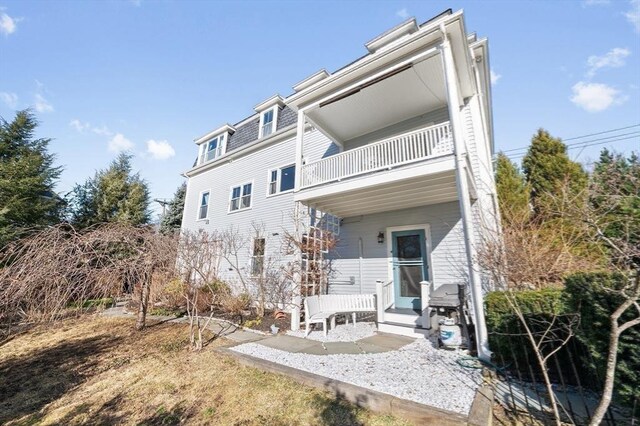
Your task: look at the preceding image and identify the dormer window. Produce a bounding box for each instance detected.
[204,134,225,162]
[259,108,276,138]
[194,124,235,167]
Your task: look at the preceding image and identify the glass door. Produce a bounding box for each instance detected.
[391,229,428,310]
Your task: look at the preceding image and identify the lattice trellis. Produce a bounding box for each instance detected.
[300,207,340,297]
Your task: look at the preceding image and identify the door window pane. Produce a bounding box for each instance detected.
[397,235,422,260]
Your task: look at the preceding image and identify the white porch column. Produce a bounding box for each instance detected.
[420,280,432,329]
[439,25,491,361]
[294,110,305,191]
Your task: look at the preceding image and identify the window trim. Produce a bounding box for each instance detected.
[266,163,296,197]
[228,180,254,213]
[258,106,278,139]
[199,132,228,165]
[196,189,211,221]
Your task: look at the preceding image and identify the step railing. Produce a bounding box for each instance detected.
[375,279,394,323]
[301,121,452,188]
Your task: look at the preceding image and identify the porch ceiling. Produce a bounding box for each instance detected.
[300,169,458,218]
[306,54,447,142]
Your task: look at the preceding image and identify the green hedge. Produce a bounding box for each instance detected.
[564,272,639,408]
[486,272,639,408]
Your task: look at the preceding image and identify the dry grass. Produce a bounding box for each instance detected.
[0,316,409,426]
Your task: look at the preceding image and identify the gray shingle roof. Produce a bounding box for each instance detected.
[226,105,297,153]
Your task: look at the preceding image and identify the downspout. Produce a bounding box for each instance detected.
[439,24,491,361]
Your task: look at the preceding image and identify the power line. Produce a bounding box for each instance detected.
[499,124,640,154]
[504,134,639,160]
[502,131,640,156]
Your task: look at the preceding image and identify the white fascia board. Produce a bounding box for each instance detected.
[184,124,303,178]
[194,124,236,145]
[292,69,330,92]
[285,10,464,109]
[470,38,494,154]
[254,94,285,112]
[365,18,419,53]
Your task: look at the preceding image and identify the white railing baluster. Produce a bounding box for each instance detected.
[301,121,452,188]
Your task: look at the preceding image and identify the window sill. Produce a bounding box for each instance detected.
[266,189,294,198]
[228,207,252,214]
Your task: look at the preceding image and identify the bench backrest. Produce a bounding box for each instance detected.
[304,295,321,317]
[319,294,375,312]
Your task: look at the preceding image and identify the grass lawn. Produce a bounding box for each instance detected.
[0,316,410,426]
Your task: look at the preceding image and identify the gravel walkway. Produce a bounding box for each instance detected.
[286,322,377,342]
[231,338,481,415]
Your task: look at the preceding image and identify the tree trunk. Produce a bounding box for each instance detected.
[590,271,640,425]
[135,271,151,331]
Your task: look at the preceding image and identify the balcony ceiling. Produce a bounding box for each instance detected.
[296,161,458,218]
[306,54,447,142]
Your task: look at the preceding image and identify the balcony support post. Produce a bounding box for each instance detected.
[294,110,305,192]
[440,24,491,362]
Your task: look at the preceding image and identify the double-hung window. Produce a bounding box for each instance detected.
[267,164,296,195]
[230,182,252,212]
[198,191,210,220]
[251,238,265,276]
[205,134,225,162]
[260,109,274,138]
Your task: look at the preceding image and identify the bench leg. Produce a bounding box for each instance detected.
[305,321,310,337]
[352,312,357,327]
[323,319,328,337]
[330,315,336,330]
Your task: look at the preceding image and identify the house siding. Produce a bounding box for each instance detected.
[327,201,468,295]
[181,128,336,290]
[344,107,449,151]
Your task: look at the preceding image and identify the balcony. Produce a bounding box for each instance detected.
[295,121,458,217]
[301,122,452,189]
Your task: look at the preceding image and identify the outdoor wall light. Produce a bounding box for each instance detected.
[377,232,385,244]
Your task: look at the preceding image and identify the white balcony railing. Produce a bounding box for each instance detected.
[301,121,453,188]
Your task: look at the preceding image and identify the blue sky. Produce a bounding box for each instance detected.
[1,0,639,219]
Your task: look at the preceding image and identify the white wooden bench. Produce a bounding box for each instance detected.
[303,294,376,337]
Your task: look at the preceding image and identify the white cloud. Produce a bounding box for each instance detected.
[582,0,610,6]
[490,70,502,85]
[396,8,409,19]
[0,11,18,36]
[34,93,53,113]
[626,0,640,33]
[586,47,631,77]
[69,119,90,132]
[570,81,627,112]
[129,0,142,6]
[108,133,134,153]
[0,92,18,108]
[146,139,175,160]
[92,125,112,136]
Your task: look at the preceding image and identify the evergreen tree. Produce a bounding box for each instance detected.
[69,153,150,228]
[522,129,587,209]
[0,110,63,246]
[495,152,530,224]
[159,182,186,235]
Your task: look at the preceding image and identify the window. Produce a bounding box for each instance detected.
[204,134,225,162]
[267,164,296,195]
[260,108,274,138]
[198,191,210,220]
[251,238,265,276]
[230,182,252,211]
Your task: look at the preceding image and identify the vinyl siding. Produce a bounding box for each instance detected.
[344,107,449,151]
[181,128,336,291]
[327,201,468,295]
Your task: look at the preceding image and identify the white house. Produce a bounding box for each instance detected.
[181,9,499,360]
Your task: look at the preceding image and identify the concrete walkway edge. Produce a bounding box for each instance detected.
[218,346,469,425]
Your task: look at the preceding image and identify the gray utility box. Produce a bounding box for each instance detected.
[429,284,461,308]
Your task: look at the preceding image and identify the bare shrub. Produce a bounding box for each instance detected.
[0,223,178,336]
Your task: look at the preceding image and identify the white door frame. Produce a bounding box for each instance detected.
[385,224,433,306]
